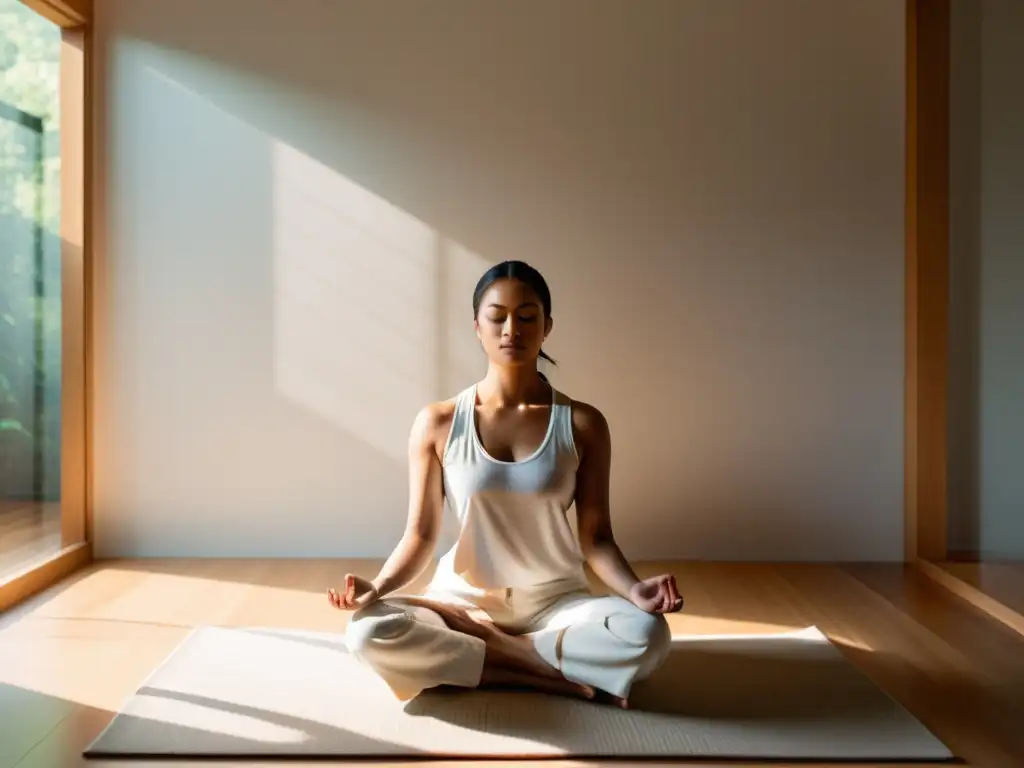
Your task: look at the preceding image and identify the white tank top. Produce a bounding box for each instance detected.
[428,383,588,596]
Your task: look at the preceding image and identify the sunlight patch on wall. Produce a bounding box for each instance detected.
[438,238,490,394]
[271,143,440,462]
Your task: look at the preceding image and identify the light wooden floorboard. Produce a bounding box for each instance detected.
[2,559,1023,767]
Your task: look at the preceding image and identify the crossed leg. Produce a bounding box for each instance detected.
[345,592,672,707]
[523,592,673,707]
[344,595,592,701]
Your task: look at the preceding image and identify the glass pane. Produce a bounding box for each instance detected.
[943,0,1024,612]
[0,0,62,580]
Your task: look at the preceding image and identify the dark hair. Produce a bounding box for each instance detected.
[472,260,558,369]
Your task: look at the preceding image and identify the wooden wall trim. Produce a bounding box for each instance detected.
[0,543,92,613]
[60,28,89,549]
[905,0,950,563]
[917,560,1024,637]
[17,0,90,28]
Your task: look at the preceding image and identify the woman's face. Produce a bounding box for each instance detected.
[474,278,552,367]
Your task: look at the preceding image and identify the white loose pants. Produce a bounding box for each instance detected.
[344,584,672,702]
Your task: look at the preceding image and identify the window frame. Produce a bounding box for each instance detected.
[0,0,92,611]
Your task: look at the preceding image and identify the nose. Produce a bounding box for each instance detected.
[503,315,520,339]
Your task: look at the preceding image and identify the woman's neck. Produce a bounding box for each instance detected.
[478,366,549,407]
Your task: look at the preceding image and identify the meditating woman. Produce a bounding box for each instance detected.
[328,260,682,708]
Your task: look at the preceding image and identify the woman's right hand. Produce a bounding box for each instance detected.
[327,573,379,610]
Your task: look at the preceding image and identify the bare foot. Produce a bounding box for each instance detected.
[485,628,593,686]
[593,690,630,709]
[408,597,580,687]
[480,667,596,701]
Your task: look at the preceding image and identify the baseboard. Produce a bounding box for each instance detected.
[0,541,92,614]
[914,558,1024,639]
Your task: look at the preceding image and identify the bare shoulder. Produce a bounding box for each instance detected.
[569,398,611,461]
[409,398,458,455]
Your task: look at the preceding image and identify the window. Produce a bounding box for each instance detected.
[0,0,89,605]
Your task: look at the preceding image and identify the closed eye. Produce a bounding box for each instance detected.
[487,314,538,323]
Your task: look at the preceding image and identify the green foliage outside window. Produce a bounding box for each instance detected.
[0,0,62,501]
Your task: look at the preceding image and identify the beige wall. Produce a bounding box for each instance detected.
[948,0,1024,558]
[91,0,906,560]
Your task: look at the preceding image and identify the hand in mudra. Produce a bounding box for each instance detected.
[629,574,683,614]
[327,574,378,610]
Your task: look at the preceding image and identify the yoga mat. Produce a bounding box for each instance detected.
[85,625,954,761]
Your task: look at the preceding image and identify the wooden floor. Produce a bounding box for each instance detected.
[0,502,62,581]
[2,559,1024,768]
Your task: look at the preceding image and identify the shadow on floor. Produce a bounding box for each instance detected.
[0,682,428,768]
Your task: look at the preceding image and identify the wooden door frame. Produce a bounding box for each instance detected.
[904,0,1024,637]
[904,0,949,565]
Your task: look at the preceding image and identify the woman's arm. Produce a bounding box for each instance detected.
[573,401,683,613]
[572,402,643,599]
[370,402,450,598]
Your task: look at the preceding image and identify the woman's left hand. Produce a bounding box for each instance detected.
[629,574,684,614]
